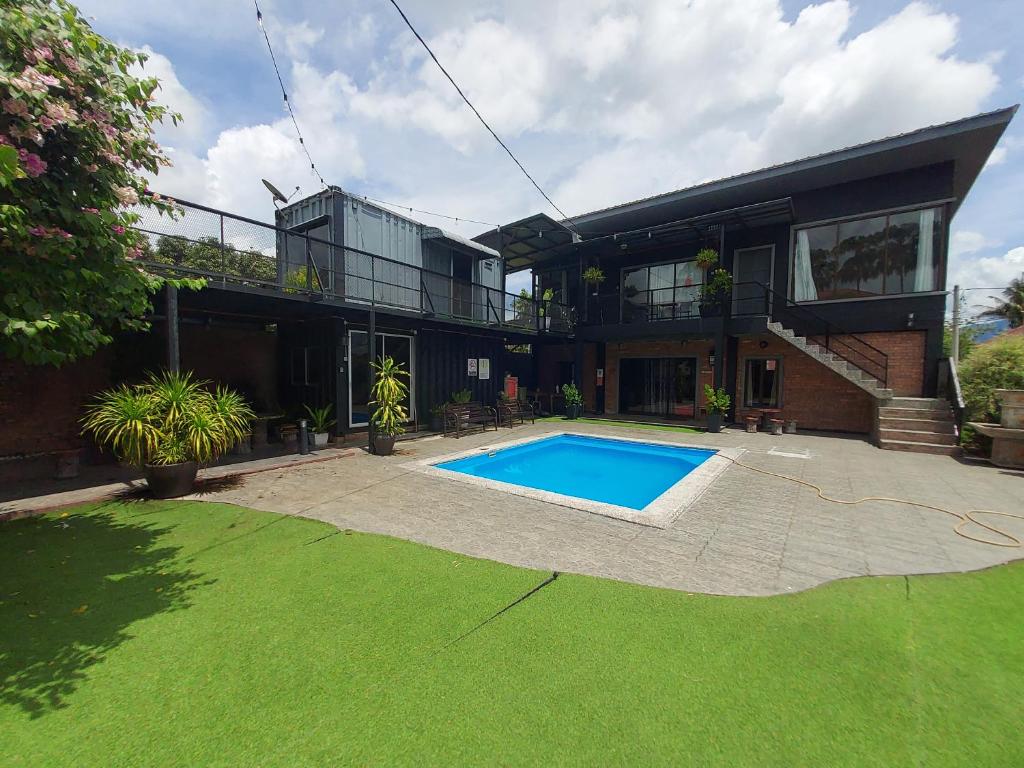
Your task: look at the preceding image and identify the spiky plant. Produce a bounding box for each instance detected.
[369,356,409,438]
[83,371,254,466]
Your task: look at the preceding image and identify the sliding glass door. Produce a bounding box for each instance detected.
[348,330,415,428]
[619,357,697,419]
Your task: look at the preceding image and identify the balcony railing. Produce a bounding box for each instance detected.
[583,283,708,325]
[131,197,573,334]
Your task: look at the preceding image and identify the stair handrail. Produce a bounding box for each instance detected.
[736,280,889,387]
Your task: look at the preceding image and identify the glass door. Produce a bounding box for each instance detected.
[348,330,416,428]
[618,357,697,419]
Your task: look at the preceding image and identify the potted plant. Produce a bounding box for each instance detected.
[700,268,733,314]
[695,247,719,271]
[582,266,605,296]
[451,388,473,405]
[704,384,731,434]
[429,403,447,432]
[82,371,254,498]
[563,383,584,419]
[369,355,409,456]
[303,404,336,448]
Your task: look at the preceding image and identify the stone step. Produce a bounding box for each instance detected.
[888,397,950,409]
[878,416,956,433]
[877,438,961,456]
[878,406,953,418]
[878,428,959,445]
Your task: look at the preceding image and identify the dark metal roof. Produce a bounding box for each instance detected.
[567,106,1017,235]
[473,213,577,271]
[421,226,499,259]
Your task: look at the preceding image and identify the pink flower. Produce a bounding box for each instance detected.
[63,40,73,51]
[0,134,11,146]
[23,66,59,88]
[60,55,80,73]
[10,124,44,146]
[84,163,98,173]
[17,149,47,177]
[39,116,56,131]
[3,98,29,118]
[113,186,139,206]
[82,207,100,214]
[45,101,77,124]
[112,224,126,235]
[33,46,53,61]
[28,226,47,237]
[56,229,72,239]
[127,247,143,260]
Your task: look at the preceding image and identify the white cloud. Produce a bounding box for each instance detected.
[134,0,1004,241]
[950,230,999,259]
[132,46,209,150]
[948,246,1024,315]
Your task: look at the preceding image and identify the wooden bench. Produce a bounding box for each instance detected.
[497,399,536,428]
[443,402,498,438]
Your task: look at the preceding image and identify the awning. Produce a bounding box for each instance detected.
[421,226,500,260]
[473,213,577,272]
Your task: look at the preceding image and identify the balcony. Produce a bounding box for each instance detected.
[131,198,573,335]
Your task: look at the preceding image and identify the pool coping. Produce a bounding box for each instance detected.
[402,431,744,529]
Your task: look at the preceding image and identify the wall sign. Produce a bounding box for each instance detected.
[478,358,490,380]
[504,375,518,400]
[467,358,478,377]
[596,367,604,386]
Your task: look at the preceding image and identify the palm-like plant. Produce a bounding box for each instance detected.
[82,371,254,466]
[369,356,409,438]
[978,278,1024,328]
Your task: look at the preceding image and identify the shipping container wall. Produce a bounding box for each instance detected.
[416,330,507,414]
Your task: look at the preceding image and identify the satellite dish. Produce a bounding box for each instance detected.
[262,178,289,206]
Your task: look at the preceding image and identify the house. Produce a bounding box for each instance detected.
[0,107,1014,481]
[474,106,1017,453]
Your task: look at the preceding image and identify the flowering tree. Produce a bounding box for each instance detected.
[0,0,195,365]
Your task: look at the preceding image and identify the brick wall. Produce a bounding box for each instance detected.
[832,330,926,397]
[0,350,114,459]
[604,339,715,415]
[735,335,874,433]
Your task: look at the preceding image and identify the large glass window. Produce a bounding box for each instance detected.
[793,206,943,301]
[348,331,415,427]
[744,358,781,408]
[622,259,704,322]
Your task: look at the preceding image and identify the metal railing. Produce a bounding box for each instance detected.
[938,357,965,434]
[130,197,573,334]
[733,280,890,387]
[583,283,707,325]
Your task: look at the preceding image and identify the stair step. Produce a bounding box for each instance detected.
[888,397,950,409]
[877,438,961,456]
[878,406,953,419]
[878,416,956,433]
[878,428,958,445]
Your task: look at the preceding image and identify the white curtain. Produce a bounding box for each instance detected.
[793,229,818,301]
[914,208,936,292]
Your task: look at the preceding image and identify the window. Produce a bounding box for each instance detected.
[622,259,704,322]
[793,205,943,301]
[744,358,781,408]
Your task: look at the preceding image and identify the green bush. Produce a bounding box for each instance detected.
[959,335,1024,423]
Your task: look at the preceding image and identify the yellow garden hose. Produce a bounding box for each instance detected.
[721,453,1023,548]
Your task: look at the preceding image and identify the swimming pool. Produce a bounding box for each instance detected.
[436,434,717,511]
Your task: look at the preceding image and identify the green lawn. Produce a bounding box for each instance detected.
[540,416,701,433]
[3,502,1021,767]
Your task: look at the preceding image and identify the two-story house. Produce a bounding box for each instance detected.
[476,106,1017,453]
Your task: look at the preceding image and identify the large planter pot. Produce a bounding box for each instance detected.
[706,412,722,434]
[565,404,583,420]
[144,461,198,499]
[429,414,444,432]
[373,435,397,456]
[312,432,329,449]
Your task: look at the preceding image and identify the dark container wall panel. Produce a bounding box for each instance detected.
[416,329,506,413]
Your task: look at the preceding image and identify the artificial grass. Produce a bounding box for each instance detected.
[539,416,700,433]
[2,502,1022,767]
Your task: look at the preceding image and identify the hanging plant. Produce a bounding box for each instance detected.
[700,268,733,303]
[582,266,606,286]
[695,248,720,270]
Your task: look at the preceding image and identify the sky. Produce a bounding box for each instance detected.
[76,0,1024,309]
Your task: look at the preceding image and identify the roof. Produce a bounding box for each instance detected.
[421,226,499,259]
[479,106,1018,251]
[473,213,576,271]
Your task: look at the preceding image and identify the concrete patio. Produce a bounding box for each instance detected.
[148,421,1024,596]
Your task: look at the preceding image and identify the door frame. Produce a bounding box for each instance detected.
[732,244,776,315]
[347,329,417,428]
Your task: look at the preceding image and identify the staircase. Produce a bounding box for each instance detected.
[877,398,960,456]
[766,322,893,400]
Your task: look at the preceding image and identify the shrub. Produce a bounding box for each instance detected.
[562,383,584,407]
[959,335,1024,423]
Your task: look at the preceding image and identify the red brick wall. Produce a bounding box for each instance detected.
[736,335,874,433]
[832,330,926,397]
[0,350,114,458]
[537,343,597,411]
[604,339,715,415]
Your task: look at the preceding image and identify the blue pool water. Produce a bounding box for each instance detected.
[436,434,716,510]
